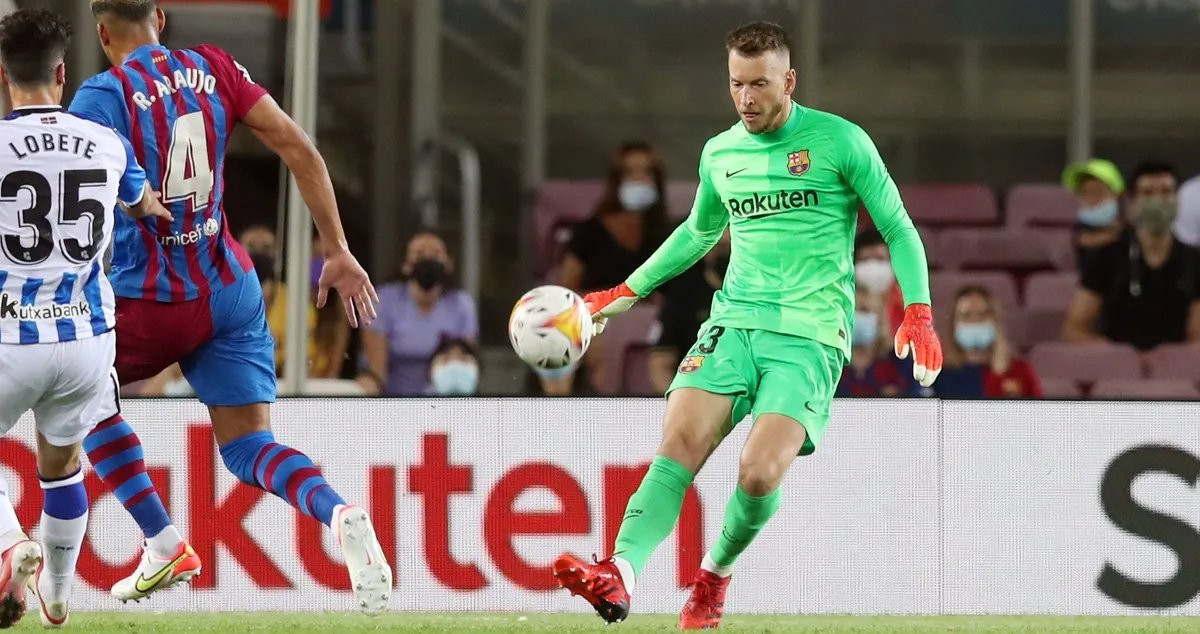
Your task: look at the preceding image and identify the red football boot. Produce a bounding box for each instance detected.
[678,568,731,630]
[552,554,631,623]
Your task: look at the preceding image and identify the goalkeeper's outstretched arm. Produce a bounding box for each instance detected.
[582,146,727,331]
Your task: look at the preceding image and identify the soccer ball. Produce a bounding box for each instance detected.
[508,285,593,370]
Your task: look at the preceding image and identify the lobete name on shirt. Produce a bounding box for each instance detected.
[7,126,97,161]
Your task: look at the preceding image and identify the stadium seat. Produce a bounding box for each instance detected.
[595,303,660,394]
[1025,271,1079,310]
[1091,379,1200,400]
[898,184,998,226]
[1039,377,1083,399]
[666,181,698,221]
[1145,343,1200,381]
[621,344,658,395]
[1005,183,1078,228]
[937,228,1070,271]
[1028,342,1142,383]
[1003,310,1030,352]
[533,180,605,275]
[929,271,1019,324]
[1014,306,1063,352]
[1019,272,1079,349]
[917,228,944,269]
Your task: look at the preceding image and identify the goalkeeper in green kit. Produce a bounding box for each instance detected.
[552,21,943,629]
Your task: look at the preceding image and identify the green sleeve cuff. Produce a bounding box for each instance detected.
[885,222,931,306]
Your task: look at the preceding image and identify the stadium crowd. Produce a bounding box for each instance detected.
[127,141,1200,400]
[535,143,1200,400]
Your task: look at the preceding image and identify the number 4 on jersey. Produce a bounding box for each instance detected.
[162,111,213,210]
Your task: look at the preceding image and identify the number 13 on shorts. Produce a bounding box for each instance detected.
[667,323,844,456]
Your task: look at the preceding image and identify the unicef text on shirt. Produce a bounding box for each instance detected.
[158,219,220,247]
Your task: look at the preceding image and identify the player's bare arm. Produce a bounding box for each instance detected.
[120,186,172,222]
[241,95,380,327]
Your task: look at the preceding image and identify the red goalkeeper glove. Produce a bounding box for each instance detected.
[582,282,640,335]
[894,303,942,388]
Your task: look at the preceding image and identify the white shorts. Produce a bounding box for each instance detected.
[0,331,119,447]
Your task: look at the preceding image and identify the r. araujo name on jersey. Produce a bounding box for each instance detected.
[0,106,146,344]
[69,44,262,302]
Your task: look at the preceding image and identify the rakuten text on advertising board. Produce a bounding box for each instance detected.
[0,398,1194,615]
[0,399,936,614]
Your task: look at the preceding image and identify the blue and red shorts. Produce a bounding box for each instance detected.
[115,272,276,406]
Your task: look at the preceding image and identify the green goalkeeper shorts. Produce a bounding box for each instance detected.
[666,323,845,455]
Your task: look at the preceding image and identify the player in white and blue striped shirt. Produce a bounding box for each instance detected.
[0,8,170,627]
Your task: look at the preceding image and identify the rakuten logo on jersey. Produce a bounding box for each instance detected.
[0,295,91,321]
[158,218,220,247]
[726,189,819,218]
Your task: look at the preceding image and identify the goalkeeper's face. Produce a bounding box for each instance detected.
[728,49,796,135]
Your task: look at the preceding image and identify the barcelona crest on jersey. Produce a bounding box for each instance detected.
[787,150,810,176]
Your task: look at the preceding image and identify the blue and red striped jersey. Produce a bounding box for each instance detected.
[68,44,263,302]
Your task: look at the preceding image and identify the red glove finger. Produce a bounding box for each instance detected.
[894,328,912,359]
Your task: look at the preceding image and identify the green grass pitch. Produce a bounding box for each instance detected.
[19,612,1200,633]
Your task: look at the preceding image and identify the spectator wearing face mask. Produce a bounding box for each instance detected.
[647,232,731,394]
[558,140,670,294]
[836,285,918,397]
[854,229,904,333]
[542,141,670,395]
[935,286,1042,398]
[429,338,481,396]
[359,230,478,395]
[1063,158,1125,268]
[1063,162,1200,351]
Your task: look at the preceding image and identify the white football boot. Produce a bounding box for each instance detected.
[110,541,201,602]
[333,505,392,615]
[0,540,42,628]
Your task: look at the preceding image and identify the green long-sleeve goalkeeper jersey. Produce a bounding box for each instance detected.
[627,102,930,358]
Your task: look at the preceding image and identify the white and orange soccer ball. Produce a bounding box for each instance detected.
[508,285,593,370]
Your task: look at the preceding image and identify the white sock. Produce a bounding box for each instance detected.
[0,475,24,552]
[701,552,734,578]
[146,525,184,560]
[38,510,86,603]
[612,556,636,596]
[39,471,88,604]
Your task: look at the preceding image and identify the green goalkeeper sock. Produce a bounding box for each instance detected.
[707,486,782,571]
[613,455,694,576]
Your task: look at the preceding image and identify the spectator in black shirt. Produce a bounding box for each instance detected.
[648,234,730,393]
[541,141,670,395]
[1063,162,1200,350]
[557,141,670,294]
